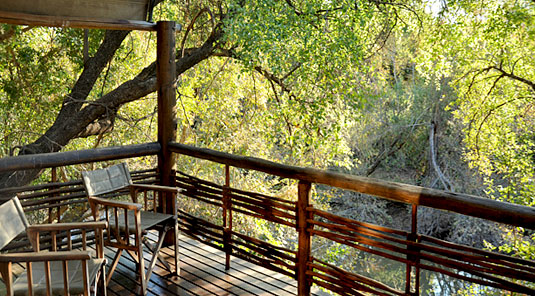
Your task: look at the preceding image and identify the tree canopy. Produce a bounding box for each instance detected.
[0,0,417,186]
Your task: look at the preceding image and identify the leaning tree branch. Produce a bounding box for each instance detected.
[0,30,129,190]
[0,23,224,190]
[21,30,131,156]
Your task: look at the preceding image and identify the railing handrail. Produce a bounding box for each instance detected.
[0,142,160,172]
[1,140,534,227]
[168,142,535,229]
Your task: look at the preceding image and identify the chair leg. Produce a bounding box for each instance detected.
[145,229,167,283]
[98,264,108,296]
[138,241,147,295]
[174,222,180,275]
[107,249,123,285]
[143,239,172,272]
[0,262,14,296]
[126,249,140,264]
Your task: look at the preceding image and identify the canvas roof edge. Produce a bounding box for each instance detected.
[0,10,159,31]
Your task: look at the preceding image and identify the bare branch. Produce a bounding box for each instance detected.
[430,122,453,191]
[0,26,33,43]
[489,65,535,92]
[281,62,302,81]
[268,79,294,138]
[254,66,296,99]
[284,0,302,15]
[180,7,216,58]
[486,74,505,96]
[473,97,527,156]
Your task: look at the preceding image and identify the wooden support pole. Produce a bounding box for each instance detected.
[156,21,177,205]
[157,21,177,246]
[297,181,312,296]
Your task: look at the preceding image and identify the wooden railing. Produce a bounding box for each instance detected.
[1,142,535,295]
[0,143,160,218]
[168,142,535,295]
[0,143,161,253]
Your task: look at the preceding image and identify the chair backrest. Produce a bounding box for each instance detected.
[82,163,133,197]
[0,196,29,250]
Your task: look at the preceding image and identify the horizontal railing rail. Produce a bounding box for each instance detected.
[168,142,535,229]
[174,170,298,278]
[0,142,160,172]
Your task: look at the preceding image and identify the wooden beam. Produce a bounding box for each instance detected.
[0,11,158,31]
[0,142,160,172]
[156,21,177,247]
[157,21,177,189]
[168,142,535,229]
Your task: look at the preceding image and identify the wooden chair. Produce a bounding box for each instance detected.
[81,163,180,295]
[0,196,107,296]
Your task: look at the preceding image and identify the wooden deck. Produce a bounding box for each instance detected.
[0,232,326,296]
[104,233,324,296]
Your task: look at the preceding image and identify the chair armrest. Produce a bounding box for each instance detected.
[130,183,183,193]
[0,250,91,263]
[27,221,108,233]
[89,196,142,211]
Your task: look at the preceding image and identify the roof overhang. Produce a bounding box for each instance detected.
[0,0,158,31]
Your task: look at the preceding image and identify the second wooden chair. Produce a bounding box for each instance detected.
[82,163,180,295]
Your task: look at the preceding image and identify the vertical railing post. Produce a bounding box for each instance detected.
[406,204,420,295]
[157,20,177,245]
[49,167,58,223]
[412,205,420,295]
[297,181,312,296]
[223,165,232,270]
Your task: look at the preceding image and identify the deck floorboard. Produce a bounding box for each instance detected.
[0,233,327,296]
[106,233,315,296]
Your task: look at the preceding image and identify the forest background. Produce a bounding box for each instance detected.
[0,0,534,293]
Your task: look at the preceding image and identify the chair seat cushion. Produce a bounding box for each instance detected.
[13,258,105,296]
[109,210,176,233]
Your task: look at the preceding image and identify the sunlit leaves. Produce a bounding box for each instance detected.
[0,27,78,154]
[420,0,535,206]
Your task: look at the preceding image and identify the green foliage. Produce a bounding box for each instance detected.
[420,0,535,206]
[0,27,75,154]
[417,0,535,264]
[220,0,421,168]
[498,228,535,261]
